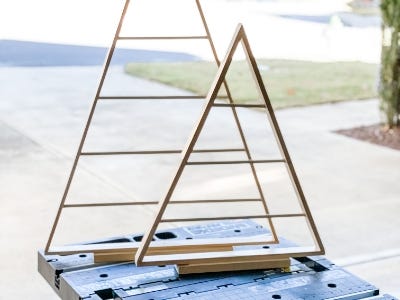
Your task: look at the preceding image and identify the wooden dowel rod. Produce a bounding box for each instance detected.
[192,148,245,153]
[118,36,208,40]
[82,150,181,156]
[171,198,262,204]
[186,159,285,165]
[98,95,229,100]
[213,103,265,108]
[80,148,245,156]
[98,96,205,100]
[64,202,157,208]
[63,198,263,208]
[160,213,306,223]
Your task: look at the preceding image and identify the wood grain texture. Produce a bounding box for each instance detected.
[177,258,290,274]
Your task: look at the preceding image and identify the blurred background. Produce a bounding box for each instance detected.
[1,0,399,298]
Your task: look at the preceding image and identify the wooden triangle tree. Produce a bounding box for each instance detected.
[44,0,280,258]
[134,24,325,271]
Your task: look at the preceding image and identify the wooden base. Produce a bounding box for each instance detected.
[177,258,290,274]
[94,250,290,275]
[93,244,234,263]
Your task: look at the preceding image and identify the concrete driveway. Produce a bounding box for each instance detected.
[0,66,399,298]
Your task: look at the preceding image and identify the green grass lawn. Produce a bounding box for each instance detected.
[125,60,378,109]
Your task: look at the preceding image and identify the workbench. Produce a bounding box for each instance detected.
[38,220,397,300]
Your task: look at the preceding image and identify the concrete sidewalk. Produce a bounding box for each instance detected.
[0,66,399,298]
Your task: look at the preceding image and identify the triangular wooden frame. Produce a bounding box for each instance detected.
[44,0,279,257]
[135,24,325,268]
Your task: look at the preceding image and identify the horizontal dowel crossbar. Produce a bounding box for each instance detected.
[63,198,263,208]
[64,202,156,207]
[191,148,245,153]
[98,96,205,100]
[186,159,286,165]
[80,148,245,156]
[82,150,179,156]
[160,213,306,223]
[118,36,208,40]
[213,103,265,108]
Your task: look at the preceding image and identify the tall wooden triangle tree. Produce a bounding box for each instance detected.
[44,0,282,258]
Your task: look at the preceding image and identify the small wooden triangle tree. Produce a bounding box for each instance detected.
[135,24,325,270]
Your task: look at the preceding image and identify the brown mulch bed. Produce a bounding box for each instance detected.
[336,124,400,151]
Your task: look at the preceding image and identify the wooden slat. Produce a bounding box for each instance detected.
[98,95,205,100]
[80,148,245,156]
[94,247,319,274]
[213,103,265,108]
[63,198,263,208]
[64,201,157,208]
[159,213,305,223]
[118,36,208,40]
[93,244,233,263]
[186,159,285,165]
[139,246,320,266]
[177,258,290,274]
[190,148,245,153]
[46,234,275,255]
[94,252,135,263]
[81,150,181,156]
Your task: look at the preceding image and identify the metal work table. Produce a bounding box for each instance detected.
[38,220,397,300]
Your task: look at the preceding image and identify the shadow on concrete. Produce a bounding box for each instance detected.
[0,40,200,67]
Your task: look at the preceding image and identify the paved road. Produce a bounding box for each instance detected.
[0,66,399,298]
